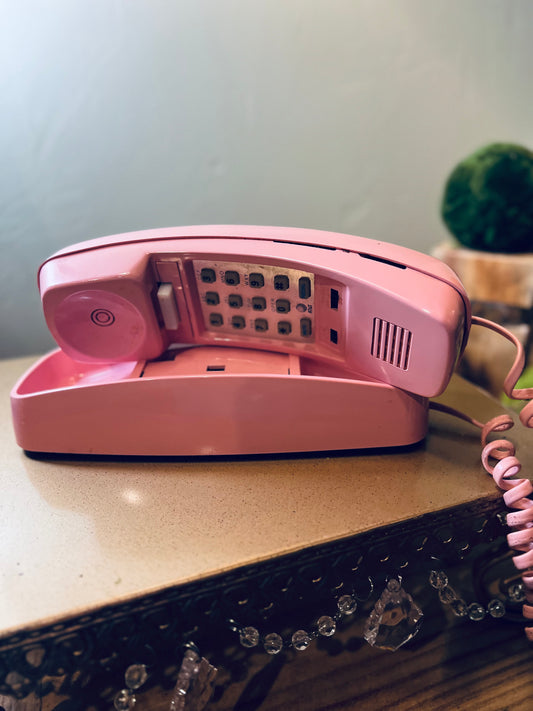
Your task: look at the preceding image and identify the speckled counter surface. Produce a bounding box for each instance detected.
[1,355,531,641]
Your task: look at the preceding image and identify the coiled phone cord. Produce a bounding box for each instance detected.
[430,316,533,640]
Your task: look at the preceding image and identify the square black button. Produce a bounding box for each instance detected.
[209,313,223,327]
[224,270,240,286]
[299,277,311,299]
[276,299,291,313]
[201,268,216,283]
[252,297,266,311]
[249,272,265,288]
[205,291,220,306]
[274,275,290,291]
[228,294,243,308]
[232,316,246,329]
[300,318,312,337]
[254,318,268,332]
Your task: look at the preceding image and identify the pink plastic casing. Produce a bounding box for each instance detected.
[37,225,470,398]
[11,347,429,456]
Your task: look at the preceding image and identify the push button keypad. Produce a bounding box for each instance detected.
[193,260,315,343]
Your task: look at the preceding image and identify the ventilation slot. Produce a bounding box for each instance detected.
[371,318,412,370]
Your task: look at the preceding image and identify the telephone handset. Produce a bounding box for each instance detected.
[36,224,470,398]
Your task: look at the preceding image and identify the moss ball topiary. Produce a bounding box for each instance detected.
[441,142,533,253]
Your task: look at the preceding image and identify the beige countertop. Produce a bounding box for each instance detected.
[1,355,531,641]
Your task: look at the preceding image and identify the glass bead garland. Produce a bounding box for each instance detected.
[113,651,217,711]
[234,591,361,654]
[113,663,148,710]
[111,565,513,705]
[429,570,506,621]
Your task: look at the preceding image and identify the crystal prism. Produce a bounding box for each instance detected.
[170,647,217,711]
[363,579,423,651]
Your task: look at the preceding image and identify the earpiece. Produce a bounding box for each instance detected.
[45,287,166,363]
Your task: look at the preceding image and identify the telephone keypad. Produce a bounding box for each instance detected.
[194,260,316,344]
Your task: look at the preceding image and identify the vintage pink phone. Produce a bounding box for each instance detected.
[11,225,471,455]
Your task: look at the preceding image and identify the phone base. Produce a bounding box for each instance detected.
[11,347,429,456]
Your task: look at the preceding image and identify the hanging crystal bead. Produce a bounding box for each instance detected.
[239,626,260,648]
[291,629,311,651]
[364,579,423,651]
[337,594,357,615]
[317,615,336,637]
[467,602,486,621]
[124,664,148,690]
[169,648,216,711]
[172,648,200,699]
[438,585,457,604]
[487,599,506,618]
[263,633,283,655]
[507,582,525,602]
[114,688,136,711]
[450,598,468,617]
[429,570,448,590]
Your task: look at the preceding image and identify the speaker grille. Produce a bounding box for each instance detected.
[371,318,412,370]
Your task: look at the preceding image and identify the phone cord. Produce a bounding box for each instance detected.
[430,315,533,640]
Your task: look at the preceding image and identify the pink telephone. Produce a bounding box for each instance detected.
[11,225,471,456]
[13,225,533,640]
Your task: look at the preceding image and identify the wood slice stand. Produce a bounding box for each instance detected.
[433,242,533,397]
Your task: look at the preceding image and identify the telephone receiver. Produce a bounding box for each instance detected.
[11,225,472,456]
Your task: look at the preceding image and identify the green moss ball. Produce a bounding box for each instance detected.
[441,143,533,253]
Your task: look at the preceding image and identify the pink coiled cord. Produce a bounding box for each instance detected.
[431,316,533,639]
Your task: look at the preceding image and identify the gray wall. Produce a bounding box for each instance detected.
[2,0,533,357]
